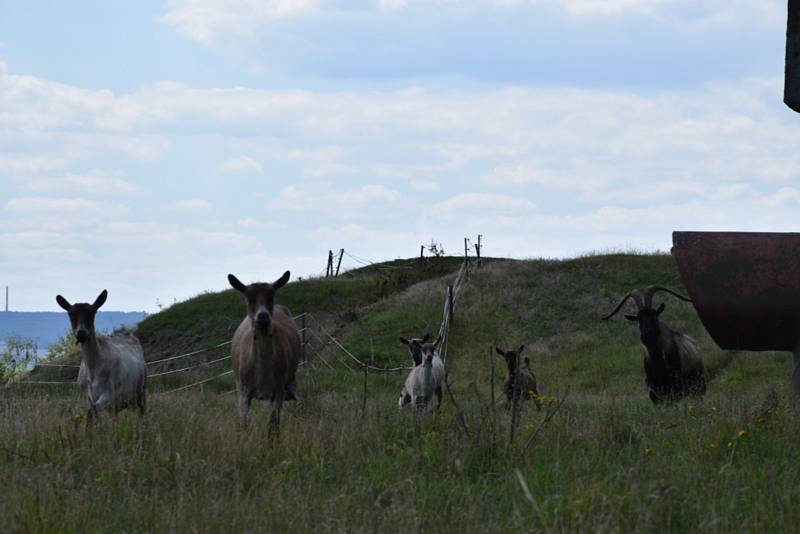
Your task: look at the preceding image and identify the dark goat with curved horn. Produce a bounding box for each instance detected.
[603,285,706,403]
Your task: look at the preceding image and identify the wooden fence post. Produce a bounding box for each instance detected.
[420,245,424,259]
[335,249,344,277]
[448,285,454,328]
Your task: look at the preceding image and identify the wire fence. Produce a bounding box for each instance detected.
[5,253,475,393]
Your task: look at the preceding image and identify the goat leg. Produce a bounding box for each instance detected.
[793,346,800,408]
[238,392,251,430]
[268,399,282,442]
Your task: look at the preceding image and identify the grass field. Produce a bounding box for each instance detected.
[2,254,799,532]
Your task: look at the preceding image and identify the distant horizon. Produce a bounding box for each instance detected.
[0,309,147,349]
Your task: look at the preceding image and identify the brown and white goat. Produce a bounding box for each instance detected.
[398,334,444,412]
[603,285,706,403]
[228,271,300,438]
[496,345,541,409]
[56,290,146,419]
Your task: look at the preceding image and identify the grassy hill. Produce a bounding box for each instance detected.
[2,253,798,532]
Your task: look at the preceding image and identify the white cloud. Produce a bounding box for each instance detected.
[759,187,800,207]
[378,0,408,10]
[558,0,668,15]
[435,193,536,213]
[0,154,73,174]
[409,180,441,192]
[311,223,413,244]
[221,155,263,174]
[4,60,800,309]
[158,0,318,45]
[270,183,402,213]
[5,197,130,217]
[480,162,580,189]
[173,198,211,212]
[238,218,287,229]
[303,162,356,178]
[27,171,137,195]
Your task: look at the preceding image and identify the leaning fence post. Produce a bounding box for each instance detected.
[335,249,344,277]
[448,285,454,328]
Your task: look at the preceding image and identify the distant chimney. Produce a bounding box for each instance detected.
[4,286,8,312]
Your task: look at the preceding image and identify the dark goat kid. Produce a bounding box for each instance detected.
[603,285,706,403]
[495,345,541,409]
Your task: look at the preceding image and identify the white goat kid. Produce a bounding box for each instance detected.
[398,335,444,412]
[56,290,147,420]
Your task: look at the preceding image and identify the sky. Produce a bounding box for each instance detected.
[1,0,799,312]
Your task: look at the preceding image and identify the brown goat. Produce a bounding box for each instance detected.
[496,345,541,410]
[228,271,300,439]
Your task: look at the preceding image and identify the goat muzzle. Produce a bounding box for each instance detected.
[75,329,89,343]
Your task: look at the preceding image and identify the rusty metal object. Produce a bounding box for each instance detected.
[672,231,800,351]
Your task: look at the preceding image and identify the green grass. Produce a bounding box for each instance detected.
[3,253,799,532]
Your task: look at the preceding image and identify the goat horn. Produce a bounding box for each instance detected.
[643,285,692,308]
[601,289,644,320]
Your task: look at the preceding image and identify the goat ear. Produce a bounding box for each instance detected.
[625,314,638,322]
[56,295,71,311]
[272,270,290,290]
[495,347,505,357]
[399,337,409,345]
[524,357,530,365]
[422,333,431,344]
[228,274,247,293]
[92,290,108,310]
[518,344,525,354]
[656,303,665,315]
[434,335,442,347]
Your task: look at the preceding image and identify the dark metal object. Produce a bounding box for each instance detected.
[672,231,800,351]
[786,0,800,112]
